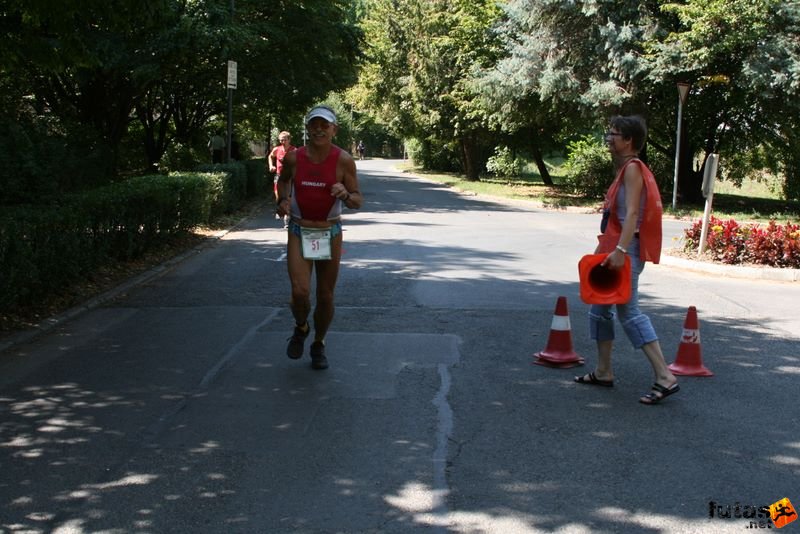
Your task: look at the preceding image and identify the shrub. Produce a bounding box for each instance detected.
[159,142,206,172]
[683,216,800,268]
[0,205,98,310]
[486,146,524,178]
[561,136,613,199]
[405,137,462,173]
[0,172,227,311]
[243,158,268,198]
[644,149,674,197]
[196,162,248,214]
[0,117,113,203]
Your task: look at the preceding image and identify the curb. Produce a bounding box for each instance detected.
[658,253,800,282]
[0,212,254,356]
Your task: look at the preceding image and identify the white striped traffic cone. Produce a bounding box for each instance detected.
[533,296,584,368]
[668,306,713,376]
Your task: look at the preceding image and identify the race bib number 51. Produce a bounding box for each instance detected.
[300,227,332,260]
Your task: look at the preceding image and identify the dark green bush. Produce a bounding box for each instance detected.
[196,162,248,214]
[0,117,115,204]
[159,141,207,173]
[644,149,673,197]
[76,173,215,259]
[243,158,268,198]
[0,205,99,310]
[562,136,614,199]
[563,136,673,200]
[0,171,233,311]
[486,146,525,178]
[405,138,463,173]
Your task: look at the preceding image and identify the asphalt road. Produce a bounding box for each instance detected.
[1,159,798,533]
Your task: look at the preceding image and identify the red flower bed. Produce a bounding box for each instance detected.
[683,216,800,268]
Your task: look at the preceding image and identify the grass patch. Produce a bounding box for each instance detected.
[398,163,800,223]
[397,162,597,210]
[672,193,800,224]
[714,174,783,199]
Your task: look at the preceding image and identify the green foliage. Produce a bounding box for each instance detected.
[0,170,248,311]
[0,115,114,203]
[195,163,248,215]
[0,205,98,310]
[1,0,363,184]
[649,0,800,200]
[462,0,800,201]
[405,138,462,173]
[159,142,207,173]
[643,149,674,197]
[358,0,502,178]
[561,136,614,199]
[486,146,525,178]
[243,158,269,198]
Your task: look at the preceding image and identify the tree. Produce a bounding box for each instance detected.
[474,0,668,184]
[11,1,176,170]
[1,0,363,186]
[486,0,800,202]
[359,0,502,179]
[648,0,800,201]
[136,0,363,169]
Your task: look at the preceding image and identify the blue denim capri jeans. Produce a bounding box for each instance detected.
[589,238,659,349]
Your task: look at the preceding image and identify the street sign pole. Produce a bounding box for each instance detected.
[698,154,720,257]
[226,60,237,162]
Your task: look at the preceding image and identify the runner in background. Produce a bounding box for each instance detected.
[268,131,296,228]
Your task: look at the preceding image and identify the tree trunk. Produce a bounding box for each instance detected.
[531,145,553,185]
[137,95,173,173]
[678,144,703,204]
[676,118,703,205]
[461,133,481,181]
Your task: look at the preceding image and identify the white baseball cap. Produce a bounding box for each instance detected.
[304,106,337,125]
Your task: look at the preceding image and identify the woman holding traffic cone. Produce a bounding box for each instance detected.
[574,115,679,405]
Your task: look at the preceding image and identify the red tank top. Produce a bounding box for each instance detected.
[291,146,342,221]
[274,144,295,174]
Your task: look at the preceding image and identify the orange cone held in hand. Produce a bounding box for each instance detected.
[669,306,713,376]
[578,254,632,305]
[533,296,584,368]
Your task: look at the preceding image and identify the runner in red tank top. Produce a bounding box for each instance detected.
[269,131,295,228]
[276,105,363,370]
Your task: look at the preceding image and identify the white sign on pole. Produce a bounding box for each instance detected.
[698,154,720,257]
[227,60,237,89]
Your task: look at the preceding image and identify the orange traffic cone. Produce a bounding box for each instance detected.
[533,296,584,368]
[578,253,632,305]
[668,306,713,376]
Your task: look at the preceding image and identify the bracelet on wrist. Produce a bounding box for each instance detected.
[343,193,351,202]
[615,244,627,254]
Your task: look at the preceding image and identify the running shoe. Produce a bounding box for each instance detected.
[310,341,329,370]
[286,324,309,359]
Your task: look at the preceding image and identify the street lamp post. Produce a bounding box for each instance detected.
[671,82,691,210]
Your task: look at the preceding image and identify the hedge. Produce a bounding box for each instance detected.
[1,162,257,312]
